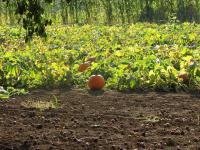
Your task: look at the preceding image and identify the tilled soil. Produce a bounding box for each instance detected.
[0,89,200,150]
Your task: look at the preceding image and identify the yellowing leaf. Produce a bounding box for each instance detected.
[114,51,124,57]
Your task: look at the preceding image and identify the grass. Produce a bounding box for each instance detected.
[21,95,60,110]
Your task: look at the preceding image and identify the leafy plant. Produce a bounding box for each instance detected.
[0,23,199,94]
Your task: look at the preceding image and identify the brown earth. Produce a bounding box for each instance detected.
[0,89,200,150]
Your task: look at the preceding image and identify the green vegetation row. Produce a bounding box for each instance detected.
[1,0,200,43]
[0,23,200,98]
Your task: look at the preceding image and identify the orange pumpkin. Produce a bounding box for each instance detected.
[178,72,189,81]
[78,62,91,72]
[88,75,105,90]
[87,57,96,63]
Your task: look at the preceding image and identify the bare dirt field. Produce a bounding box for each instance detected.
[0,89,200,150]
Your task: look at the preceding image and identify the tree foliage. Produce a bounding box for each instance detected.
[1,0,52,42]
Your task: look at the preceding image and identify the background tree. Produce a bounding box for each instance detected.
[0,0,200,41]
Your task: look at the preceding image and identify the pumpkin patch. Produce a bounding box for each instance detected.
[0,23,199,97]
